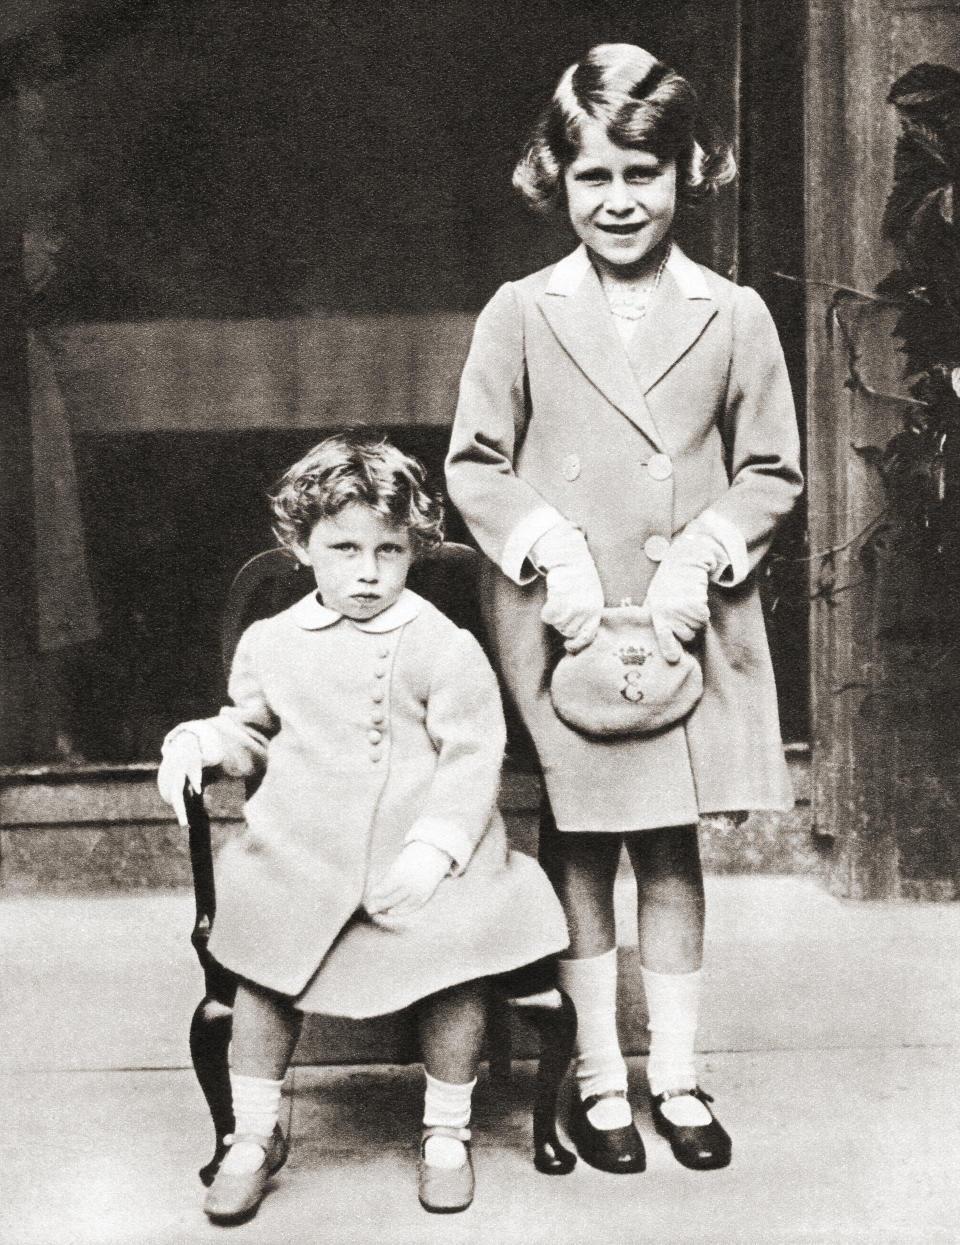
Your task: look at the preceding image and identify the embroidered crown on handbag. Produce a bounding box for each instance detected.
[549,603,703,738]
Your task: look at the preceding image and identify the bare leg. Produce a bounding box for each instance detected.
[230,980,303,1078]
[221,983,302,1171]
[625,826,715,1131]
[538,814,623,957]
[417,980,488,1083]
[625,825,704,973]
[416,980,488,1186]
[540,819,635,1135]
[205,981,303,1205]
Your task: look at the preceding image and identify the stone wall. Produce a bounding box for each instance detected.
[0,747,818,893]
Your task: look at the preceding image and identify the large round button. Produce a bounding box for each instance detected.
[368,729,383,744]
[644,534,671,562]
[370,752,382,764]
[377,647,390,660]
[647,453,673,481]
[371,711,385,725]
[374,667,387,679]
[372,690,385,704]
[561,454,581,482]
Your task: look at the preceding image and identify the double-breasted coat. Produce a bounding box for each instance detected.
[175,589,568,1017]
[445,243,804,834]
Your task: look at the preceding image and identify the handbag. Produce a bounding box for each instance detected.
[549,603,703,738]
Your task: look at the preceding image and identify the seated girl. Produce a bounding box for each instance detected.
[158,432,569,1223]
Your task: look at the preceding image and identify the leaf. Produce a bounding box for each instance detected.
[852,443,887,471]
[940,183,954,226]
[887,63,960,115]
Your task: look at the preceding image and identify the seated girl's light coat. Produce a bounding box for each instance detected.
[205,587,568,1015]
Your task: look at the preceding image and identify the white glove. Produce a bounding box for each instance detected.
[642,531,724,663]
[157,730,205,827]
[365,841,453,923]
[530,523,605,654]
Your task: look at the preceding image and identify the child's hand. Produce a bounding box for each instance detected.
[531,523,604,654]
[642,532,719,663]
[365,842,452,923]
[157,731,205,827]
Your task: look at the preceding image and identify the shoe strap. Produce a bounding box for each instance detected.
[421,1124,472,1143]
[658,1086,714,1104]
[223,1131,274,1150]
[581,1089,629,1112]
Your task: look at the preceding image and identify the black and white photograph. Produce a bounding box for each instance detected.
[1,1,958,1241]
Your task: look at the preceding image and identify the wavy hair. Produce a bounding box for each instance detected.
[269,432,444,556]
[513,43,736,214]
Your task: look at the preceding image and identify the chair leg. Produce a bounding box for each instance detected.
[487,992,513,1083]
[189,996,234,1185]
[512,989,578,1174]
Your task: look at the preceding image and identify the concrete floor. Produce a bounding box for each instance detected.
[2,876,959,1244]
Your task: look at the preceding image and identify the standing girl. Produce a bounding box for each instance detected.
[158,434,568,1221]
[446,43,802,1173]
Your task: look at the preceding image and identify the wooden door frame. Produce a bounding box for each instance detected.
[804,0,960,899]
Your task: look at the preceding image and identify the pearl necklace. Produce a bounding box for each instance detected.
[600,248,669,321]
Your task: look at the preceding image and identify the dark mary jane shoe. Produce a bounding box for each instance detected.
[568,1090,646,1174]
[650,1087,732,1171]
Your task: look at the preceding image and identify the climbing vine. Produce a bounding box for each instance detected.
[854,64,960,713]
[774,67,960,600]
[771,64,960,715]
[839,63,960,570]
[865,64,960,559]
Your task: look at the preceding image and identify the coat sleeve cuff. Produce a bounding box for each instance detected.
[687,508,750,586]
[404,817,473,876]
[501,506,569,585]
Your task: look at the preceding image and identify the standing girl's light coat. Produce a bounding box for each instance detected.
[446,241,802,832]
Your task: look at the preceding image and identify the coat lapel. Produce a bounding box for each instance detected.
[628,246,718,394]
[536,246,665,451]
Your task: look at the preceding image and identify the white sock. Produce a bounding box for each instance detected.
[641,966,711,1126]
[422,1073,475,1169]
[222,1073,284,1174]
[557,950,631,1129]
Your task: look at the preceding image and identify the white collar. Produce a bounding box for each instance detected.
[545,244,592,296]
[290,587,422,632]
[545,242,712,301]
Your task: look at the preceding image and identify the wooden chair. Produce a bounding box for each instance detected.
[184,541,577,1184]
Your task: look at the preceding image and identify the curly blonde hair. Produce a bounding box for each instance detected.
[269,433,444,556]
[512,43,736,214]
